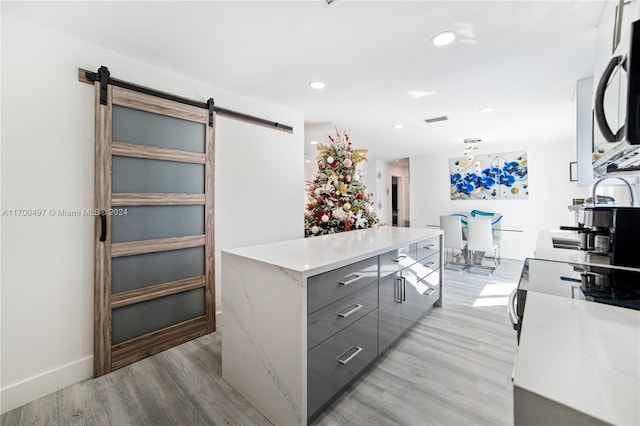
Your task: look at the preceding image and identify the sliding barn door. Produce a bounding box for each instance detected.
[94,84,215,376]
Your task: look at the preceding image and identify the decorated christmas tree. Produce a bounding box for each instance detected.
[305,129,381,237]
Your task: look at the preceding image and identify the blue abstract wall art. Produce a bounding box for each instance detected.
[449,151,528,200]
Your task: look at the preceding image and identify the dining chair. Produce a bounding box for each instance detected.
[466,216,500,274]
[470,209,504,243]
[439,215,468,271]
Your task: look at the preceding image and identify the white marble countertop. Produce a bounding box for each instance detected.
[222,226,441,276]
[514,292,640,425]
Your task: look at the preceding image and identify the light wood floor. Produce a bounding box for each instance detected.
[1,259,524,426]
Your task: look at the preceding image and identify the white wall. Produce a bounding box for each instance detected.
[1,12,303,413]
[371,160,391,225]
[410,137,591,260]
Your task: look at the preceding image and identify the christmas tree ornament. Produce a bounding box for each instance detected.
[343,202,352,211]
[321,214,329,223]
[326,156,334,164]
[354,173,361,181]
[343,158,353,168]
[311,226,319,234]
[332,208,347,220]
[345,175,352,182]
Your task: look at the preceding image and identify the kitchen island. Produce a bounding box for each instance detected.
[221,226,443,425]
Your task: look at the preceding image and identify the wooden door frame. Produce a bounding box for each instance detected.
[93,84,215,376]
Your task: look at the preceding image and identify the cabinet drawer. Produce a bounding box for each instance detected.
[409,251,440,281]
[416,236,440,261]
[308,257,378,314]
[308,309,378,418]
[379,244,417,279]
[308,282,378,350]
[417,271,440,306]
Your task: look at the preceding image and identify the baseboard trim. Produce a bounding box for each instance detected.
[1,356,93,415]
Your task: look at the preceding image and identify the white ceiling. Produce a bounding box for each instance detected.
[3,1,606,161]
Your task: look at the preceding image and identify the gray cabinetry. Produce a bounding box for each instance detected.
[378,273,406,353]
[307,255,380,420]
[308,257,378,314]
[379,243,417,277]
[308,282,378,350]
[416,237,440,261]
[307,309,379,417]
[223,228,444,426]
[378,239,442,354]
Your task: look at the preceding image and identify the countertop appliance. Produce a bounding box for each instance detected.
[508,258,640,341]
[559,206,640,268]
[593,18,640,176]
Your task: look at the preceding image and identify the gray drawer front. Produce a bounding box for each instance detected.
[397,271,440,329]
[308,283,378,350]
[415,271,441,309]
[411,251,440,280]
[416,236,440,261]
[308,257,378,314]
[379,244,416,279]
[308,309,379,418]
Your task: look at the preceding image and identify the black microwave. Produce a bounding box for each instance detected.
[593,18,640,176]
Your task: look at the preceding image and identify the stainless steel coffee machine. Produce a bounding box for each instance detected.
[578,207,640,268]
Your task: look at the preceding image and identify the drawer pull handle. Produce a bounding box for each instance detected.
[337,303,363,318]
[392,254,408,263]
[423,288,435,296]
[422,244,435,249]
[336,346,363,365]
[423,262,435,268]
[394,277,402,303]
[402,277,406,301]
[338,273,362,286]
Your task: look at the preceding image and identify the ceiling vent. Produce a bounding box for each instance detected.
[424,115,449,123]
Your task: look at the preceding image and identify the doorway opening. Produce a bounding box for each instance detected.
[390,159,410,227]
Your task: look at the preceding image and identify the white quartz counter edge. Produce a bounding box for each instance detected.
[222,226,442,277]
[513,292,640,426]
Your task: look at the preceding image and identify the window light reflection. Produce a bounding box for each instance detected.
[472,297,509,307]
[472,282,517,307]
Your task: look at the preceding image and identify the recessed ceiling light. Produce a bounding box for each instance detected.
[479,107,494,113]
[305,160,311,163]
[309,81,326,89]
[393,124,404,129]
[431,31,456,46]
[310,140,319,145]
[407,90,436,99]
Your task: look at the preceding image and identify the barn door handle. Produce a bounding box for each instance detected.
[99,210,107,242]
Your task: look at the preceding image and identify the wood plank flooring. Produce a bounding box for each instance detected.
[1,259,524,426]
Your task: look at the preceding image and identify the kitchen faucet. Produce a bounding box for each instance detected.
[591,177,636,207]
